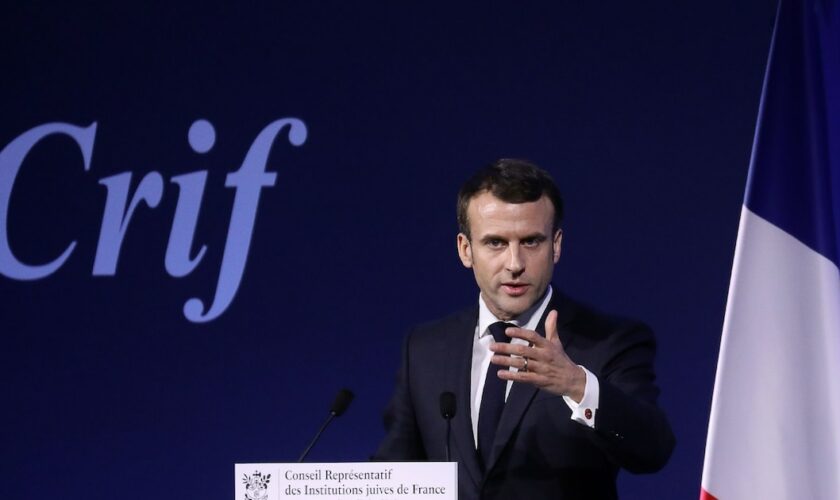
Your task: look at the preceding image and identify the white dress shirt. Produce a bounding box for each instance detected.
[470,286,600,446]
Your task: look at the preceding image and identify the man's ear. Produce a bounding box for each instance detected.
[457,233,473,268]
[553,229,563,263]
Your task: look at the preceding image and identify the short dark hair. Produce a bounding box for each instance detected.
[457,158,563,239]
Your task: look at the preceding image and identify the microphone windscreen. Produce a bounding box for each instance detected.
[439,391,456,419]
[330,389,354,416]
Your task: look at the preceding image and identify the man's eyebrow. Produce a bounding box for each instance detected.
[479,234,507,243]
[478,232,547,243]
[522,233,548,241]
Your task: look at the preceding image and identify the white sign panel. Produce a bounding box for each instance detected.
[235,462,457,500]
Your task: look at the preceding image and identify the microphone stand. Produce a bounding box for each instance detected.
[298,412,336,463]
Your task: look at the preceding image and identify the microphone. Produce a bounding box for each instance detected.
[439,391,456,461]
[298,389,355,462]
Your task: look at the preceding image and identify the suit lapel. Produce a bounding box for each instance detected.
[485,292,577,471]
[447,308,483,488]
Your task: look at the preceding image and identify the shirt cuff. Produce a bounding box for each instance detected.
[562,366,599,428]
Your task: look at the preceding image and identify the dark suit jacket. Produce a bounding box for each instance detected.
[374,291,675,500]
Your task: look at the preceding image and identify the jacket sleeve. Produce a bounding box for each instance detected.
[586,322,675,473]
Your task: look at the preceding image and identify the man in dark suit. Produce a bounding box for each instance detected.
[375,159,674,499]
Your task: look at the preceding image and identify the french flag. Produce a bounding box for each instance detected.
[700,0,840,499]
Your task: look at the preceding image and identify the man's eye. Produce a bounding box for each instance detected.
[487,239,505,248]
[522,238,542,247]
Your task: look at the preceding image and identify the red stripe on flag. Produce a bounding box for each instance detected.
[700,488,719,500]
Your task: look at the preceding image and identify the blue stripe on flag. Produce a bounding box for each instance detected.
[744,0,840,269]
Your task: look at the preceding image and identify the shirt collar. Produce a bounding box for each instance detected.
[477,285,553,339]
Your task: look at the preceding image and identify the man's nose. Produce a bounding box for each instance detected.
[506,244,525,274]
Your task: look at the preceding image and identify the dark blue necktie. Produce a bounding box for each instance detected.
[477,321,514,471]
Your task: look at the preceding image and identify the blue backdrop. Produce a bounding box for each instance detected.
[1,2,777,499]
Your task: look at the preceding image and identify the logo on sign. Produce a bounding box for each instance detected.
[242,471,271,500]
[0,118,307,323]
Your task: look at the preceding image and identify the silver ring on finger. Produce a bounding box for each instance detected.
[523,357,529,372]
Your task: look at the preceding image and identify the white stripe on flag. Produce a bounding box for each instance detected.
[701,206,840,499]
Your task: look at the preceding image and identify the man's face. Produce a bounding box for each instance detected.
[457,191,562,321]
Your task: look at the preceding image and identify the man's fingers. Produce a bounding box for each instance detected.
[489,310,579,397]
[491,354,542,372]
[497,367,549,387]
[490,342,527,356]
[490,341,550,361]
[501,326,545,346]
[545,309,559,343]
[491,354,526,368]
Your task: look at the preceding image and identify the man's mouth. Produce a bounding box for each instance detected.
[501,283,530,296]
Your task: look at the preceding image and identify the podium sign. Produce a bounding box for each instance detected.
[235,462,457,500]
